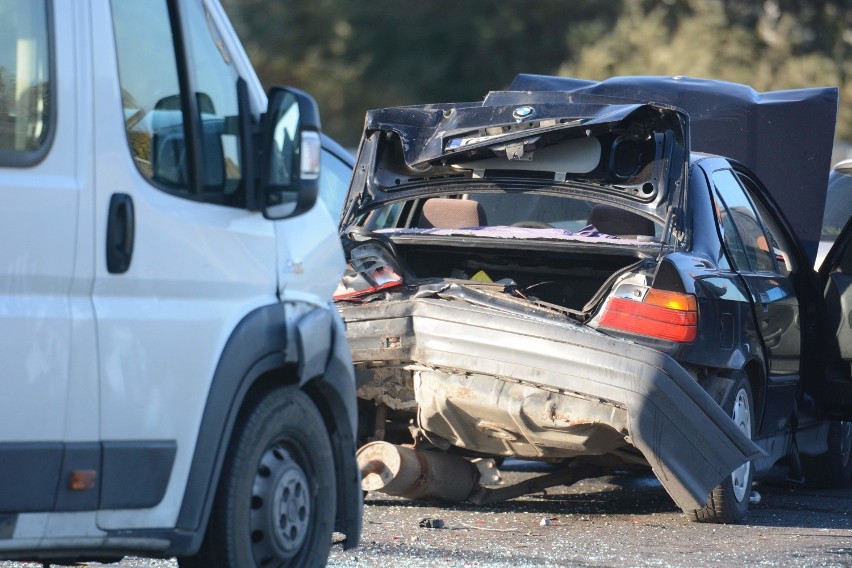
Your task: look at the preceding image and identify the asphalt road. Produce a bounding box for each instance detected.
[328,466,852,567]
[3,466,851,567]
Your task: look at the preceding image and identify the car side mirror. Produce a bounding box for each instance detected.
[259,86,322,220]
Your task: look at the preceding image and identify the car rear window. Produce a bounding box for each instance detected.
[366,192,662,244]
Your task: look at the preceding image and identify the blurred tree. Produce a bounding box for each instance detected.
[222,0,852,145]
[222,0,619,145]
[0,67,8,116]
[561,0,852,139]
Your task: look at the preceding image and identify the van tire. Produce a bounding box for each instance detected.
[692,372,754,524]
[179,387,336,568]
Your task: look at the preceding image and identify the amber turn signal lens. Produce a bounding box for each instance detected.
[69,470,97,491]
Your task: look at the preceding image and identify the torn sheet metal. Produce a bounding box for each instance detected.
[341,285,764,512]
[363,100,682,168]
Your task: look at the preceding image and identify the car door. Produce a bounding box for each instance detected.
[819,214,852,418]
[709,167,802,433]
[91,0,276,530]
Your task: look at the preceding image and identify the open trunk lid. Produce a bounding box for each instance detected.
[341,93,690,229]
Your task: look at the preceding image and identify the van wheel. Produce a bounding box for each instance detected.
[179,387,336,568]
[803,421,852,489]
[693,373,753,524]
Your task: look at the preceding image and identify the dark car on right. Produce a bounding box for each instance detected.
[337,76,852,524]
[818,159,852,267]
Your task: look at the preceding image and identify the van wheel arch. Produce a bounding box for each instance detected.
[178,386,336,567]
[172,302,359,555]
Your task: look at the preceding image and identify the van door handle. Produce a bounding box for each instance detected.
[106,193,135,274]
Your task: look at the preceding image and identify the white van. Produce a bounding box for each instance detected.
[0,1,361,566]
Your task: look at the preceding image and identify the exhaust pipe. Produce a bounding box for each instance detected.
[357,441,479,501]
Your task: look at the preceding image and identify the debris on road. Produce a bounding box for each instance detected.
[418,518,445,529]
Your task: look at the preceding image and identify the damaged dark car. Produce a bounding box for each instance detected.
[336,75,852,523]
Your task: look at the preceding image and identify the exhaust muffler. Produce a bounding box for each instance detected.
[357,441,479,501]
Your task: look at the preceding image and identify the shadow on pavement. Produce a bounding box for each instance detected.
[366,464,852,531]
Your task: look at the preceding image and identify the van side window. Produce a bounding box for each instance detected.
[111,1,189,193]
[0,0,51,161]
[111,0,245,205]
[181,0,244,203]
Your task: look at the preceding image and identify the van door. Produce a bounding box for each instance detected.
[91,0,276,530]
[0,0,100,530]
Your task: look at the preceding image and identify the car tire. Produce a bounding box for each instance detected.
[803,421,852,489]
[178,387,336,568]
[693,372,754,524]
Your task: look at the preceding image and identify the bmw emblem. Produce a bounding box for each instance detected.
[512,106,535,121]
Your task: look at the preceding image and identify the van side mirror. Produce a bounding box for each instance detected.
[259,87,322,220]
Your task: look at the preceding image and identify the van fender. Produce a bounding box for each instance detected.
[171,301,360,554]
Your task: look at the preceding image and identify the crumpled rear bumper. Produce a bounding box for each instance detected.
[339,284,764,512]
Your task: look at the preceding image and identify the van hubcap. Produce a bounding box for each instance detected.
[251,444,311,561]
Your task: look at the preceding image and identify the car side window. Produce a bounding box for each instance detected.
[736,171,796,276]
[111,0,244,205]
[0,0,52,163]
[711,190,750,272]
[367,202,409,230]
[712,169,776,274]
[824,168,852,242]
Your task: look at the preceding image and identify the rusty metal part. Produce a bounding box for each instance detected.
[372,402,388,441]
[415,369,629,460]
[357,441,479,501]
[356,366,417,411]
[467,464,602,505]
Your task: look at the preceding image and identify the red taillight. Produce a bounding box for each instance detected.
[334,266,403,300]
[599,288,697,342]
[334,279,402,300]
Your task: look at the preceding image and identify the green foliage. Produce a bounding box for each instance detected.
[223,0,852,146]
[0,66,8,116]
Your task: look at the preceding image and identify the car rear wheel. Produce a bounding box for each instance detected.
[829,422,852,488]
[803,421,852,489]
[693,372,753,524]
[178,387,336,568]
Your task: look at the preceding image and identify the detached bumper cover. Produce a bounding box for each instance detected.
[339,284,763,512]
